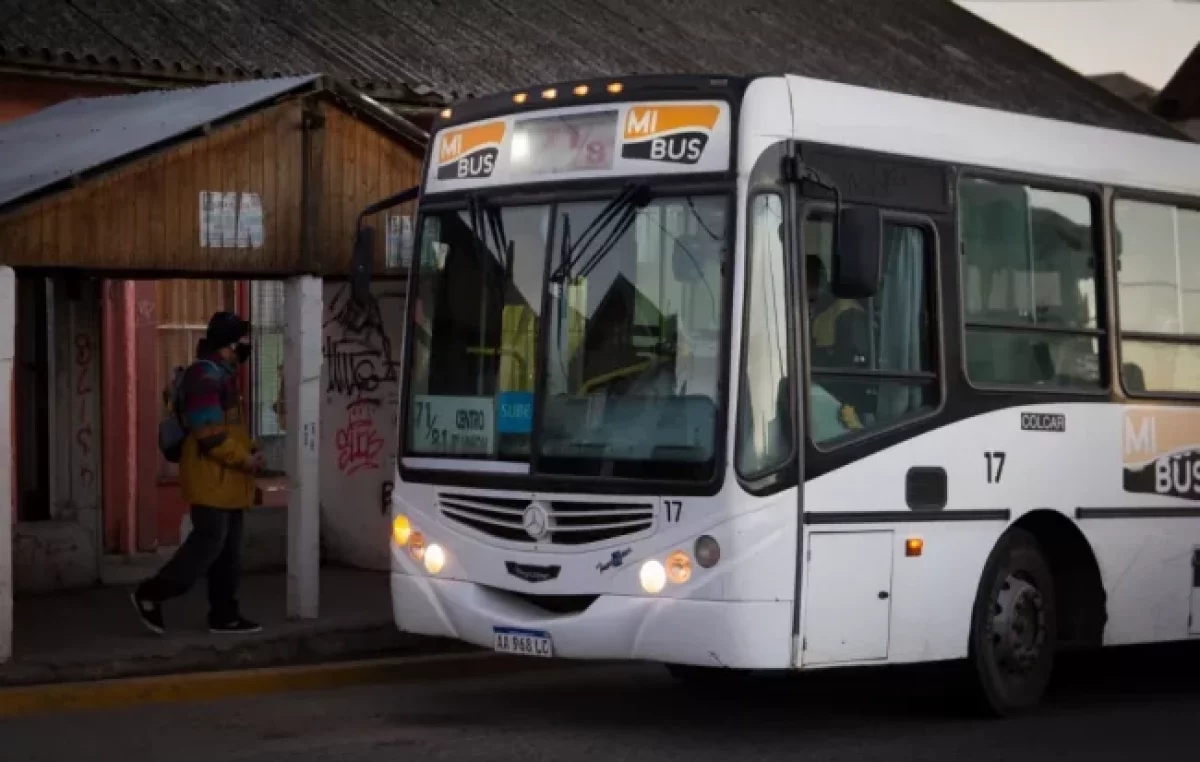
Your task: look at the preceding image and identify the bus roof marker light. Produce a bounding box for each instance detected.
[513,92,528,104]
[573,84,589,96]
[606,82,623,94]
[439,108,452,119]
[639,559,667,594]
[905,537,924,557]
[542,87,557,99]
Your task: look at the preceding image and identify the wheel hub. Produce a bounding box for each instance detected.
[989,573,1046,675]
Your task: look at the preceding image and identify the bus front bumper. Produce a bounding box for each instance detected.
[390,572,794,669]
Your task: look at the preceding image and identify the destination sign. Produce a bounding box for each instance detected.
[510,110,618,176]
[425,100,732,194]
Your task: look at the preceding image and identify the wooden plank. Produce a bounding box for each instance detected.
[276,103,302,272]
[223,117,253,274]
[318,100,341,272]
[176,140,197,270]
[163,145,181,284]
[261,110,279,271]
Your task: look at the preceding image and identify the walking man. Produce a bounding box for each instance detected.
[132,311,263,635]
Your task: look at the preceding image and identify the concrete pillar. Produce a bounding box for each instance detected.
[1,266,16,662]
[284,276,322,619]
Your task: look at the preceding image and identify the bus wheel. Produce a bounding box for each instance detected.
[968,528,1058,716]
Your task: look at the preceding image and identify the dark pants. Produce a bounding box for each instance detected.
[138,505,245,623]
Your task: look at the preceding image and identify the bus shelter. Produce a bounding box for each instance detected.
[0,75,425,665]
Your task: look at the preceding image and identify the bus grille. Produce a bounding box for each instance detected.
[437,492,655,546]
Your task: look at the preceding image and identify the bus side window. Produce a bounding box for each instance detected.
[960,179,1103,389]
[1114,199,1200,394]
[736,193,793,478]
[805,213,938,446]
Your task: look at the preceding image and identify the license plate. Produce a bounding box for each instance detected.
[492,626,553,658]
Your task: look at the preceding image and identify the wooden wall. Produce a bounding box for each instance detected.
[0,94,425,277]
[315,103,422,276]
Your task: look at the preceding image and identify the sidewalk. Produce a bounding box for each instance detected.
[0,567,472,686]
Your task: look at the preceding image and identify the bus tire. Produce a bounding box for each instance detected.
[968,527,1058,716]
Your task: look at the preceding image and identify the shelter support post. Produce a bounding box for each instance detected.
[0,266,15,661]
[284,276,322,619]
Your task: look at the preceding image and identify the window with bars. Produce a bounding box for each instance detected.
[249,280,287,474]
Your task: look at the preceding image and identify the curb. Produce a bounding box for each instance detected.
[0,651,568,717]
[0,627,464,688]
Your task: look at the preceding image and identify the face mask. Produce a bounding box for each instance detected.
[236,343,252,364]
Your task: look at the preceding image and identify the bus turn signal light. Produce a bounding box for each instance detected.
[905,537,924,557]
[409,531,427,562]
[666,551,692,584]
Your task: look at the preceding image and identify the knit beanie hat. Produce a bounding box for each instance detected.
[205,311,250,348]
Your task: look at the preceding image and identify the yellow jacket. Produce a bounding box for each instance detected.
[177,357,257,509]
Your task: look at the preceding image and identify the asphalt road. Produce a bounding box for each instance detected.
[3,645,1197,762]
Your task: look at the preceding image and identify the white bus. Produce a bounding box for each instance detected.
[362,73,1200,715]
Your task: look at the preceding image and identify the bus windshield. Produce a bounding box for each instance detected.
[405,192,728,480]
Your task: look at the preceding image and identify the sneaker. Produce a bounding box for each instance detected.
[209,616,262,635]
[131,591,165,635]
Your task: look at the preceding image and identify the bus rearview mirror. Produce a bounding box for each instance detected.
[350,225,376,304]
[832,206,883,299]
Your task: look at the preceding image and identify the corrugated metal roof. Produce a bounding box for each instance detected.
[0,75,319,210]
[0,0,1185,138]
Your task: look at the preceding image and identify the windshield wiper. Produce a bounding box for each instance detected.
[465,193,513,277]
[548,182,650,284]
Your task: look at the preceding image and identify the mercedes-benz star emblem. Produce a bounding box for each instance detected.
[522,502,551,540]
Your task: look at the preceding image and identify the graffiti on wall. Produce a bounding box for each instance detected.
[323,284,404,478]
[323,285,402,399]
[320,282,406,570]
[335,398,385,476]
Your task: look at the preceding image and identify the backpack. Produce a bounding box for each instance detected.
[158,359,220,463]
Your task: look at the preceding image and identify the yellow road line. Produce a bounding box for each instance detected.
[0,652,569,717]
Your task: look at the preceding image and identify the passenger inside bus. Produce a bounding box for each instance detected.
[807,254,870,431]
[808,255,869,370]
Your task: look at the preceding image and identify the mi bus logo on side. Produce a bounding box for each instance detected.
[436,121,506,181]
[1122,411,1200,500]
[621,104,720,165]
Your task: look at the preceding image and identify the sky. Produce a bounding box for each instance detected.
[956,0,1200,89]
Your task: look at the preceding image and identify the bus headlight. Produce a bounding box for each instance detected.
[392,514,412,546]
[424,543,446,574]
[666,550,692,584]
[639,559,667,594]
[694,535,720,568]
